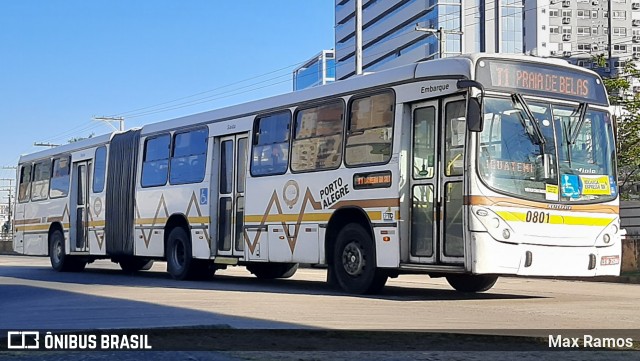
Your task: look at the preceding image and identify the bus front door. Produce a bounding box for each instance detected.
[70,161,91,253]
[409,97,466,265]
[213,134,248,257]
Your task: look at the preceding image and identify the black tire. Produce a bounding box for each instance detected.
[246,263,298,279]
[446,274,498,293]
[49,230,86,272]
[119,257,154,273]
[166,227,195,280]
[332,223,388,294]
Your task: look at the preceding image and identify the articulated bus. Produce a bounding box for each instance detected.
[13,54,621,294]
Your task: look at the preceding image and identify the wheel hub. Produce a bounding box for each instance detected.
[173,241,185,269]
[53,240,62,264]
[342,241,364,276]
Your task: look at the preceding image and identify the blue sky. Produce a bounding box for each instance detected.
[0,0,334,189]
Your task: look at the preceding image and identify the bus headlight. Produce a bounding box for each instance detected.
[502,229,511,239]
[491,217,500,228]
[595,218,619,247]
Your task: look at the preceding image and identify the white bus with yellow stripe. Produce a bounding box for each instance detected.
[13,53,621,294]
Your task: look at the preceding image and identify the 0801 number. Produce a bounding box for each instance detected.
[526,211,550,223]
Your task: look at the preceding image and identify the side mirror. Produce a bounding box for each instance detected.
[467,98,483,132]
[457,79,484,133]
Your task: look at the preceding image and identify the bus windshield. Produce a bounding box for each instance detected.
[478,96,617,203]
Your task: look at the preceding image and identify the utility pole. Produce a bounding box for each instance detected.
[94,116,125,131]
[355,0,363,75]
[415,25,464,58]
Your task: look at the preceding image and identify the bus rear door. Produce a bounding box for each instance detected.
[70,160,91,253]
[212,133,248,258]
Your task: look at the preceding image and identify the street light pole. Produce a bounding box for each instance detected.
[94,116,125,131]
[415,25,464,58]
[355,0,363,75]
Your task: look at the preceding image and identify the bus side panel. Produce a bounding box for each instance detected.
[21,199,59,256]
[134,184,211,259]
[88,145,108,256]
[134,188,166,258]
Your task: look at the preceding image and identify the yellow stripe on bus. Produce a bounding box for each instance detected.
[16,223,70,232]
[244,214,332,223]
[134,216,208,226]
[495,211,614,226]
[245,211,382,223]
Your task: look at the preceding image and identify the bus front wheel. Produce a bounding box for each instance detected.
[332,223,388,294]
[49,230,86,272]
[446,274,498,293]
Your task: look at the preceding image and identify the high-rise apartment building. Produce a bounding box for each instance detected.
[524,0,640,85]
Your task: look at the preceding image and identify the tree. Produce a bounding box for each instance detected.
[593,54,640,199]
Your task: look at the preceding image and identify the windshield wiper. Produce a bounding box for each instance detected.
[511,93,546,146]
[569,102,588,145]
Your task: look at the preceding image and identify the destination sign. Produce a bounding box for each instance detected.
[353,171,392,190]
[475,59,608,105]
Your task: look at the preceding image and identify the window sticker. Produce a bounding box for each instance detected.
[609,176,618,196]
[545,184,559,201]
[561,174,581,199]
[579,175,610,195]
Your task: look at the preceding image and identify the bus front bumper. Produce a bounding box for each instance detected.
[470,232,622,277]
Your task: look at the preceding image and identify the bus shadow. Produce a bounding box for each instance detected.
[0,264,547,301]
[0,284,306,330]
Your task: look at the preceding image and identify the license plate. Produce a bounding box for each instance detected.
[600,255,620,266]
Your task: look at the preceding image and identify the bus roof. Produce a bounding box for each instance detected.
[18,132,115,164]
[18,53,597,164]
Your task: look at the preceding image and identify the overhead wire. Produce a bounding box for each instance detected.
[30,1,640,142]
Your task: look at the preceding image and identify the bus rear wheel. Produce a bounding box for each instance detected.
[49,230,86,272]
[166,227,195,280]
[332,223,387,294]
[446,274,498,293]
[246,263,298,279]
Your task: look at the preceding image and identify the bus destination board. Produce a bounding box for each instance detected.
[475,59,608,105]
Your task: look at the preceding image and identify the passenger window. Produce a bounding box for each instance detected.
[93,146,107,193]
[291,100,344,172]
[50,156,71,198]
[141,134,170,187]
[18,164,32,203]
[345,91,394,166]
[170,128,208,184]
[251,111,291,176]
[31,160,51,201]
[444,100,466,176]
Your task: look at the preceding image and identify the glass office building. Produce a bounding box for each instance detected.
[334,0,524,80]
[293,50,336,91]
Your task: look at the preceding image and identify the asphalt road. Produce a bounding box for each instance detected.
[0,255,638,359]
